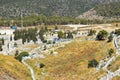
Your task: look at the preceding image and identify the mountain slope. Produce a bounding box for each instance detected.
[0,54,31,80]
[78,2,120,20]
[94,2,120,18]
[0,0,119,18]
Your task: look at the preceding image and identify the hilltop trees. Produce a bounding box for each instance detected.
[96,30,108,40]
[94,2,120,18]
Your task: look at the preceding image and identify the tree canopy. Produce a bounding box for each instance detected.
[96,30,108,40]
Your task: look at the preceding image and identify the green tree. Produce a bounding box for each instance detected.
[96,30,108,40]
[108,48,114,57]
[88,30,96,36]
[108,35,113,42]
[15,52,29,62]
[1,38,4,45]
[88,59,98,68]
[15,50,19,57]
[58,31,64,39]
[10,36,12,41]
[39,63,45,68]
[14,42,17,47]
[45,26,48,31]
[67,32,73,39]
[39,28,45,42]
[55,26,58,30]
[0,43,3,51]
[115,29,120,35]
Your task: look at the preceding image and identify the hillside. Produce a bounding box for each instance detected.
[26,38,115,80]
[78,2,120,20]
[0,54,31,80]
[0,0,120,18]
[94,2,120,18]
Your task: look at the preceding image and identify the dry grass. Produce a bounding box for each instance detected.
[26,39,115,80]
[0,54,31,80]
[108,56,120,72]
[112,76,120,80]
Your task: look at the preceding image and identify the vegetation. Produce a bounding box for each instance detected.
[1,38,4,45]
[108,34,113,42]
[38,27,45,42]
[94,2,120,18]
[15,50,19,57]
[88,29,96,36]
[26,39,114,80]
[14,28,38,44]
[15,52,29,62]
[67,31,73,39]
[58,31,64,39]
[96,30,108,40]
[0,43,3,51]
[88,59,98,68]
[0,0,115,18]
[115,29,120,35]
[39,63,45,68]
[0,54,31,80]
[108,48,114,57]
[108,56,120,72]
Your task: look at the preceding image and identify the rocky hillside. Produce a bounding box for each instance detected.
[0,54,31,80]
[78,1,120,20]
[0,0,120,18]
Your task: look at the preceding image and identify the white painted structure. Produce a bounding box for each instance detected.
[0,29,15,35]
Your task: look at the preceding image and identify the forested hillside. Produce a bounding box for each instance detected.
[78,1,120,20]
[0,0,119,18]
[94,2,120,18]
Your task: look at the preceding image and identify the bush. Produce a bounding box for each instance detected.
[15,50,19,57]
[108,48,114,57]
[96,30,108,40]
[67,32,73,39]
[88,30,96,36]
[39,63,45,68]
[15,52,29,62]
[88,59,98,68]
[58,31,64,39]
[115,29,120,35]
[108,35,113,42]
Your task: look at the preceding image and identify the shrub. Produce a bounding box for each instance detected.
[115,29,120,35]
[108,48,114,57]
[39,63,45,68]
[88,59,98,68]
[96,30,108,40]
[15,50,19,57]
[58,31,64,39]
[15,52,29,62]
[108,35,113,42]
[88,30,96,36]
